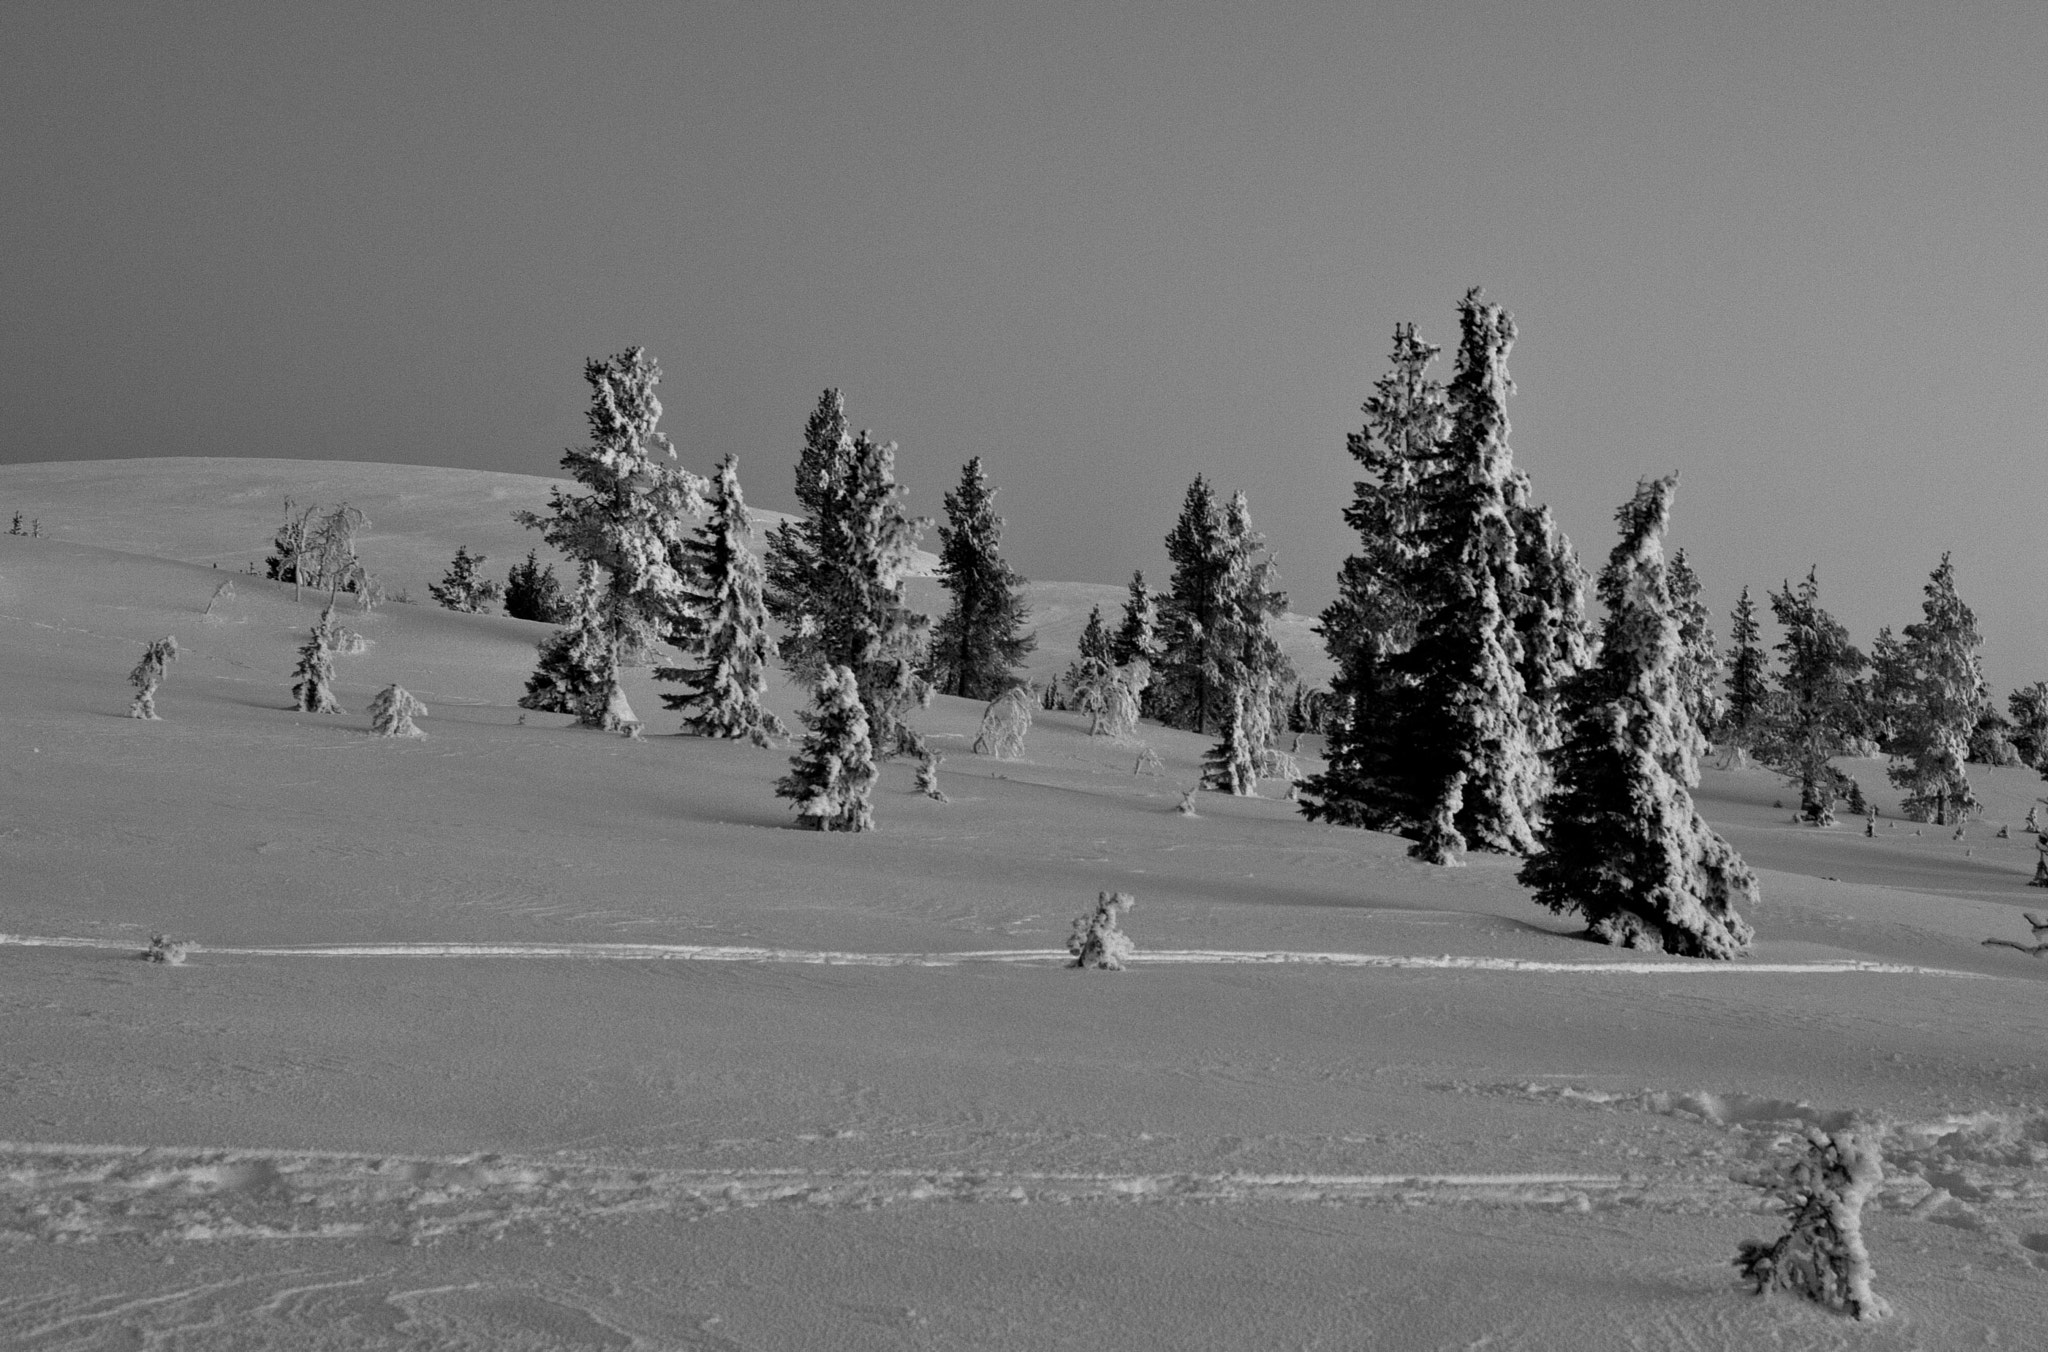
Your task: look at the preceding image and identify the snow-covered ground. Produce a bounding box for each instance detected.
[3,459,2046,1349]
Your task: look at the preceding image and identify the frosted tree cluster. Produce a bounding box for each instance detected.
[1735,1126,1887,1321]
[516,348,706,729]
[1518,477,1756,959]
[127,636,179,720]
[1153,479,1289,739]
[1067,891,1137,970]
[927,456,1035,701]
[775,664,877,832]
[1300,290,1586,865]
[368,683,427,737]
[654,454,785,747]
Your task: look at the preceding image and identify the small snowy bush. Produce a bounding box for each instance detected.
[915,749,946,801]
[973,685,1033,759]
[1734,1125,1887,1321]
[1067,891,1137,970]
[138,934,192,965]
[368,683,427,737]
[128,636,179,719]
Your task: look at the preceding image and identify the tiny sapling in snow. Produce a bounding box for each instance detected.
[138,934,192,965]
[128,636,180,719]
[368,684,428,737]
[1067,891,1137,970]
[1734,1125,1888,1321]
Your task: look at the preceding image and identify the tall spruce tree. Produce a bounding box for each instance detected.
[1399,289,1540,863]
[764,389,855,688]
[1154,477,1228,733]
[1667,549,1723,738]
[1077,606,1112,664]
[1862,626,1912,751]
[654,455,786,746]
[1886,553,1988,823]
[927,457,1035,700]
[1520,477,1757,959]
[515,348,705,728]
[1110,571,1159,669]
[1768,569,1866,823]
[1724,586,1769,751]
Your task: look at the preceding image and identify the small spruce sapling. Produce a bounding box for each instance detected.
[916,749,946,801]
[503,550,572,623]
[776,664,877,832]
[1067,891,1137,970]
[1734,1125,1888,1321]
[429,546,503,613]
[973,686,1033,759]
[368,684,428,737]
[128,636,180,719]
[291,608,344,713]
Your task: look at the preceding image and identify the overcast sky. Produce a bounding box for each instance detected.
[5,2,2045,685]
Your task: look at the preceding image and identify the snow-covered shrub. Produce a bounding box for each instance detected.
[1132,745,1165,777]
[1735,1125,1887,1321]
[138,934,191,965]
[290,609,344,714]
[429,545,502,613]
[1176,785,1199,816]
[915,749,946,801]
[1067,891,1137,970]
[368,684,427,738]
[776,664,877,832]
[1071,659,1145,742]
[503,549,571,623]
[128,636,179,719]
[973,686,1033,759]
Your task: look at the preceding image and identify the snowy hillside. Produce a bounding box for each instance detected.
[2,459,2047,1348]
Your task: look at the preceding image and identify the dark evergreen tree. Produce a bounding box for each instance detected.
[429,546,502,613]
[1110,571,1159,669]
[1519,477,1756,959]
[2009,681,2048,769]
[1154,476,1229,733]
[1862,626,1912,752]
[764,390,856,688]
[1886,554,1988,823]
[1768,570,1866,824]
[1723,586,1769,751]
[515,348,704,728]
[1667,549,1723,738]
[775,664,876,832]
[503,550,572,623]
[1077,606,1112,665]
[926,456,1035,700]
[654,455,786,746]
[519,563,614,720]
[291,606,345,714]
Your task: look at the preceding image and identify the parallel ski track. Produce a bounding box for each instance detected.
[0,932,1985,976]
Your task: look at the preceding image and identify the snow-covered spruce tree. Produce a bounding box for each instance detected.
[1110,570,1160,669]
[1299,323,1448,832]
[916,749,946,801]
[1202,679,1268,796]
[1518,477,1757,958]
[653,454,786,747]
[368,683,427,737]
[519,562,612,718]
[291,606,345,714]
[1068,891,1137,970]
[1078,606,1112,664]
[1723,586,1770,755]
[264,497,317,596]
[1504,485,1590,795]
[1886,554,1988,824]
[1668,549,1723,739]
[429,546,501,613]
[1153,477,1229,733]
[927,457,1035,701]
[1398,290,1541,863]
[128,636,180,719]
[1735,1125,1888,1321]
[515,348,705,729]
[503,550,571,623]
[973,684,1033,758]
[2009,681,2048,770]
[775,664,876,832]
[1862,626,1912,753]
[764,389,856,688]
[1769,570,1866,824]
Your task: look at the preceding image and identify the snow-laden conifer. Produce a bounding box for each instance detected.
[519,562,614,721]
[775,664,876,832]
[1110,570,1161,671]
[1768,570,1866,824]
[368,683,427,737]
[515,348,705,724]
[291,607,345,714]
[764,390,855,688]
[503,550,571,623]
[1153,477,1229,733]
[1077,606,1112,664]
[1505,489,1590,791]
[915,749,946,801]
[1735,1126,1888,1321]
[1723,586,1769,754]
[1202,679,1267,796]
[1667,549,1723,738]
[429,546,501,613]
[2009,681,2048,769]
[1400,290,1539,863]
[927,457,1035,700]
[1518,477,1757,959]
[1067,891,1137,970]
[973,685,1032,759]
[128,636,179,719]
[1886,554,1988,823]
[654,455,786,747]
[1863,626,1912,752]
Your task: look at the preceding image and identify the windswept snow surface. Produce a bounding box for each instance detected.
[4,461,2048,1348]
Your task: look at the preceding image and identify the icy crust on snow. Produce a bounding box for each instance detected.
[0,933,1982,976]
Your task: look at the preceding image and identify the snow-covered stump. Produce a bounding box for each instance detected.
[290,609,344,714]
[973,686,1032,759]
[776,664,877,833]
[1067,891,1137,970]
[367,684,427,738]
[1735,1126,1888,1322]
[127,636,179,720]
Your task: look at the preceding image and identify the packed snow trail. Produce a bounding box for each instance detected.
[0,932,1984,975]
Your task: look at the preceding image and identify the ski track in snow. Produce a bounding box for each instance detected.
[0,933,1985,976]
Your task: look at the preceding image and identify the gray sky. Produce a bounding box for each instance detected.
[5,1,2045,686]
